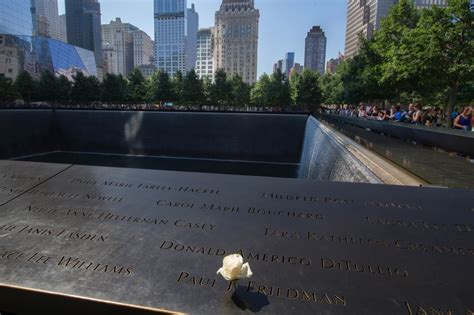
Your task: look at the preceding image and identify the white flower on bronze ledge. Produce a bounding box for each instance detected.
[217,254,253,282]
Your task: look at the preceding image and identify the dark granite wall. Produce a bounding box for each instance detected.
[54,110,307,162]
[1,110,307,163]
[0,110,57,159]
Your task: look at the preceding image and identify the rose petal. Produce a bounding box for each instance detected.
[240,262,253,279]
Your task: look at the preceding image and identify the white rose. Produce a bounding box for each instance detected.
[217,254,253,281]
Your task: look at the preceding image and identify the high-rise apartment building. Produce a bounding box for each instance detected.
[345,0,448,58]
[65,0,102,74]
[304,26,327,74]
[0,0,34,36]
[32,0,61,40]
[102,18,138,76]
[133,30,154,69]
[214,0,260,84]
[154,0,198,76]
[282,52,295,78]
[196,28,214,79]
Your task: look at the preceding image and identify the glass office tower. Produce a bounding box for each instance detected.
[154,0,186,76]
[0,0,34,36]
[0,34,97,81]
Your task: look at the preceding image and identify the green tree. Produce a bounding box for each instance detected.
[56,75,71,104]
[149,71,174,104]
[182,69,204,106]
[294,69,322,111]
[373,0,420,101]
[321,72,344,105]
[250,73,271,107]
[269,69,291,108]
[128,68,147,103]
[0,74,16,103]
[228,74,250,107]
[38,70,58,103]
[407,0,474,126]
[71,72,100,104]
[14,71,37,103]
[172,71,184,105]
[210,69,231,106]
[101,74,128,103]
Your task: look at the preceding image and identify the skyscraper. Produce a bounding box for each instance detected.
[214,0,260,84]
[58,14,67,42]
[273,60,283,74]
[186,4,199,73]
[32,0,61,40]
[102,18,138,76]
[65,0,102,74]
[154,0,198,76]
[345,0,448,58]
[196,28,214,79]
[304,26,327,74]
[282,52,295,78]
[0,0,33,36]
[133,30,154,69]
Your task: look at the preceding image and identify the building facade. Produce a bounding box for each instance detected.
[196,28,214,79]
[289,63,303,81]
[326,52,345,74]
[273,60,283,74]
[282,52,295,78]
[304,26,326,74]
[133,30,154,69]
[58,14,67,42]
[345,0,448,58]
[0,34,97,81]
[65,0,102,74]
[154,0,198,76]
[414,0,447,8]
[0,0,34,36]
[186,4,198,73]
[101,18,138,76]
[32,0,61,40]
[214,0,259,84]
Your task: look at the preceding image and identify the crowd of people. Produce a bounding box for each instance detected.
[325,103,473,131]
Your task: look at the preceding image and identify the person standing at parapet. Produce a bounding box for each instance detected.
[453,106,472,131]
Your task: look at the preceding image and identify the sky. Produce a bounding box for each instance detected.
[58,0,348,77]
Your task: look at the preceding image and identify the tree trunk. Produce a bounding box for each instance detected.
[446,81,458,128]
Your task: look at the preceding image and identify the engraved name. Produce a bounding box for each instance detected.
[27,190,123,203]
[0,248,132,276]
[0,223,108,242]
[404,301,473,315]
[160,240,312,266]
[70,178,220,195]
[0,174,42,181]
[264,227,474,256]
[261,192,422,209]
[366,217,472,232]
[247,281,347,307]
[321,258,408,278]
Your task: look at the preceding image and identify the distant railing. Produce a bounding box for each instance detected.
[322,114,474,157]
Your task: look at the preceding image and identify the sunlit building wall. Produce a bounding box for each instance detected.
[214,0,259,84]
[196,28,214,79]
